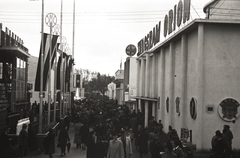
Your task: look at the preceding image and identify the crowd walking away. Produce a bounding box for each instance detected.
[69,99,189,158]
[0,97,238,158]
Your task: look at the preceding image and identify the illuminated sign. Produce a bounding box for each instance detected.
[137,0,191,56]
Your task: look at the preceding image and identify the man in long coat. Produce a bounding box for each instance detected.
[19,124,28,158]
[117,130,132,158]
[107,131,124,158]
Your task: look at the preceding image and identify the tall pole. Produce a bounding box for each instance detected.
[53,24,60,123]
[48,22,52,127]
[70,0,76,110]
[60,0,63,118]
[72,0,75,59]
[46,13,57,127]
[39,0,44,133]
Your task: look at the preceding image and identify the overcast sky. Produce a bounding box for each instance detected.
[0,0,210,76]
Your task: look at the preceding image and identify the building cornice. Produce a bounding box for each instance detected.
[137,18,240,60]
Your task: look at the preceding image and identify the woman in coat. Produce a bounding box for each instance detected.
[86,131,96,158]
[44,128,55,158]
[58,125,70,157]
[74,120,83,148]
[139,128,148,158]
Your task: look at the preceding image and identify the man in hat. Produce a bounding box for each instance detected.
[19,124,28,158]
[117,129,132,158]
[0,126,10,158]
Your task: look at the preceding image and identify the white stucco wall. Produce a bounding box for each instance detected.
[137,20,240,150]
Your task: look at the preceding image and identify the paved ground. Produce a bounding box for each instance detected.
[26,123,212,158]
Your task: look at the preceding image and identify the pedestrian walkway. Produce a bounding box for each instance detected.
[26,123,140,158]
[26,123,211,158]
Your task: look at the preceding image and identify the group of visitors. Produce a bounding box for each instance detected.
[68,98,189,158]
[211,125,234,158]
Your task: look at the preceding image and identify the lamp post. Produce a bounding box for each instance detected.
[45,13,57,127]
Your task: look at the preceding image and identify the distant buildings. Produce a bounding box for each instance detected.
[113,70,124,105]
[124,57,137,111]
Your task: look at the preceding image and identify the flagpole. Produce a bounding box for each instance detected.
[48,22,52,127]
[39,0,44,134]
[70,0,75,110]
[46,13,57,127]
[53,24,60,123]
[60,0,63,119]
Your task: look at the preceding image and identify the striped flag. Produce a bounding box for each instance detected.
[65,57,74,92]
[56,55,62,90]
[34,33,58,91]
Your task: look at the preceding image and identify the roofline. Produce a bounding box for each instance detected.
[203,0,218,13]
[137,18,240,59]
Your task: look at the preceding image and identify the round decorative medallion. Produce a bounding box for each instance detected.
[218,98,240,122]
[190,98,197,120]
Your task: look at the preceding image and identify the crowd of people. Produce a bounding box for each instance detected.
[0,96,237,158]
[68,98,188,158]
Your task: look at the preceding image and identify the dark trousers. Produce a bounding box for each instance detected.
[20,144,28,158]
[60,143,67,155]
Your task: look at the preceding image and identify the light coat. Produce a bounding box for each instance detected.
[117,136,132,158]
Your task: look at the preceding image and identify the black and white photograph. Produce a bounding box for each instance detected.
[0,0,239,158]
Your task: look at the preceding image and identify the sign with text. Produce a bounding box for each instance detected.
[137,0,191,56]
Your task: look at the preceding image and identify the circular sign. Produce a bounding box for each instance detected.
[218,98,240,122]
[126,44,137,57]
[53,24,61,35]
[45,13,57,27]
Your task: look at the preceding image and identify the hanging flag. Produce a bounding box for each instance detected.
[34,33,58,91]
[76,74,81,88]
[65,55,70,82]
[61,52,67,91]
[56,55,62,90]
[51,42,60,68]
[34,33,47,92]
[66,58,74,92]
[42,34,58,91]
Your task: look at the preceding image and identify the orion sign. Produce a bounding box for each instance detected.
[137,0,191,56]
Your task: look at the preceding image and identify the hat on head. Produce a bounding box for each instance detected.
[22,124,28,128]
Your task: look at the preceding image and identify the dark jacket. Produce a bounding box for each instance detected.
[19,129,28,147]
[0,132,10,158]
[58,128,70,145]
